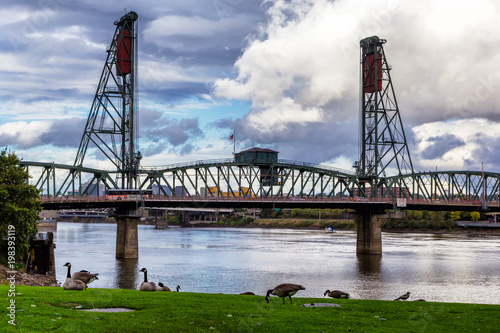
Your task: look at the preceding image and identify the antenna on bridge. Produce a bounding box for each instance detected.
[74,11,141,189]
[354,36,413,195]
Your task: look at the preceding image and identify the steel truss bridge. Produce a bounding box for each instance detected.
[21,158,500,212]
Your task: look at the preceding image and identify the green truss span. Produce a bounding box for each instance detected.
[20,160,500,206]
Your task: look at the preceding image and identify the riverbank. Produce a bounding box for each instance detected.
[2,285,499,332]
[0,265,58,287]
[187,218,500,235]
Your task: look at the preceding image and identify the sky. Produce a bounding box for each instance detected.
[1,0,500,175]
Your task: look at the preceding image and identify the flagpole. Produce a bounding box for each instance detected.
[233,129,236,156]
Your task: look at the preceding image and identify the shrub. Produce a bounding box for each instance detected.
[237,217,255,226]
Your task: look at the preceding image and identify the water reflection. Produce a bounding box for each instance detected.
[357,254,381,275]
[115,259,138,289]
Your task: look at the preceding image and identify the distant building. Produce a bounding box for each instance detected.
[152,184,172,195]
[79,180,105,196]
[175,186,186,196]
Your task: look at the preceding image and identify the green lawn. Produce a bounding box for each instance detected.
[1,285,498,332]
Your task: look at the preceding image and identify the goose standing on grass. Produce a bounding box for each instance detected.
[62,262,86,290]
[72,270,99,285]
[265,283,305,304]
[324,290,350,299]
[394,292,410,301]
[139,268,157,291]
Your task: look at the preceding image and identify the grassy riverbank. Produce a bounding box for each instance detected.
[1,285,498,332]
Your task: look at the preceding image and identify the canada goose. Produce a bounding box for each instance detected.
[157,283,181,292]
[72,270,99,285]
[139,268,157,291]
[265,283,305,304]
[394,292,410,301]
[239,291,256,295]
[324,290,350,299]
[62,262,86,291]
[157,282,170,291]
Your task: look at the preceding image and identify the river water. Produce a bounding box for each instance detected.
[53,222,500,304]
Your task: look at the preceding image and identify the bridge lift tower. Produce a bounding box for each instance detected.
[74,11,141,190]
[73,11,142,258]
[354,36,411,254]
[354,36,413,197]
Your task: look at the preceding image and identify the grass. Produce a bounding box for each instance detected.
[1,285,499,332]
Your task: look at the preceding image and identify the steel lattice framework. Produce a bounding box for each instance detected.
[74,11,141,189]
[356,36,413,186]
[20,160,500,206]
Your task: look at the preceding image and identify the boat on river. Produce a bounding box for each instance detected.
[324,226,336,233]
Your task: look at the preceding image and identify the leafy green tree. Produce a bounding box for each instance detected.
[0,149,42,259]
[449,211,461,221]
[413,211,423,220]
[470,211,480,221]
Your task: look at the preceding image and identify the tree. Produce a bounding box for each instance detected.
[0,149,42,260]
[470,211,480,221]
[449,211,461,221]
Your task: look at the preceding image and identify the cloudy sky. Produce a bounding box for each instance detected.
[1,0,500,175]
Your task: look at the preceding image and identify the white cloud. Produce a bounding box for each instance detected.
[212,0,500,170]
[413,118,500,170]
[0,121,51,148]
[215,0,500,124]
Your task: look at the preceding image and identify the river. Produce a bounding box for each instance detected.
[53,222,500,304]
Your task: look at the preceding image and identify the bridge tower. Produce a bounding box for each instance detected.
[354,36,412,254]
[73,11,141,259]
[355,36,413,197]
[74,11,141,190]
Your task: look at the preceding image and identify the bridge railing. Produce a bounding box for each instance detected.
[139,158,354,175]
[277,159,354,175]
[140,158,235,171]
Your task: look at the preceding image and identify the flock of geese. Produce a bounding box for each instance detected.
[62,263,180,292]
[62,263,420,303]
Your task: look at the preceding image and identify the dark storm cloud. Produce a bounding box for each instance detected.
[421,134,465,160]
[142,117,203,146]
[464,136,500,170]
[140,84,211,103]
[139,108,162,124]
[214,115,358,163]
[40,117,87,147]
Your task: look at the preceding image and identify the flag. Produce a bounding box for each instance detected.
[229,134,234,140]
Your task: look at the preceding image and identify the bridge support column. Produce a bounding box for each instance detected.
[115,211,140,259]
[355,210,404,255]
[356,210,383,255]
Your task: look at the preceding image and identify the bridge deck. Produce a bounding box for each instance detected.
[40,196,499,212]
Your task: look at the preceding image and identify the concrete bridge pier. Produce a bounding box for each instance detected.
[114,210,140,259]
[355,209,404,255]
